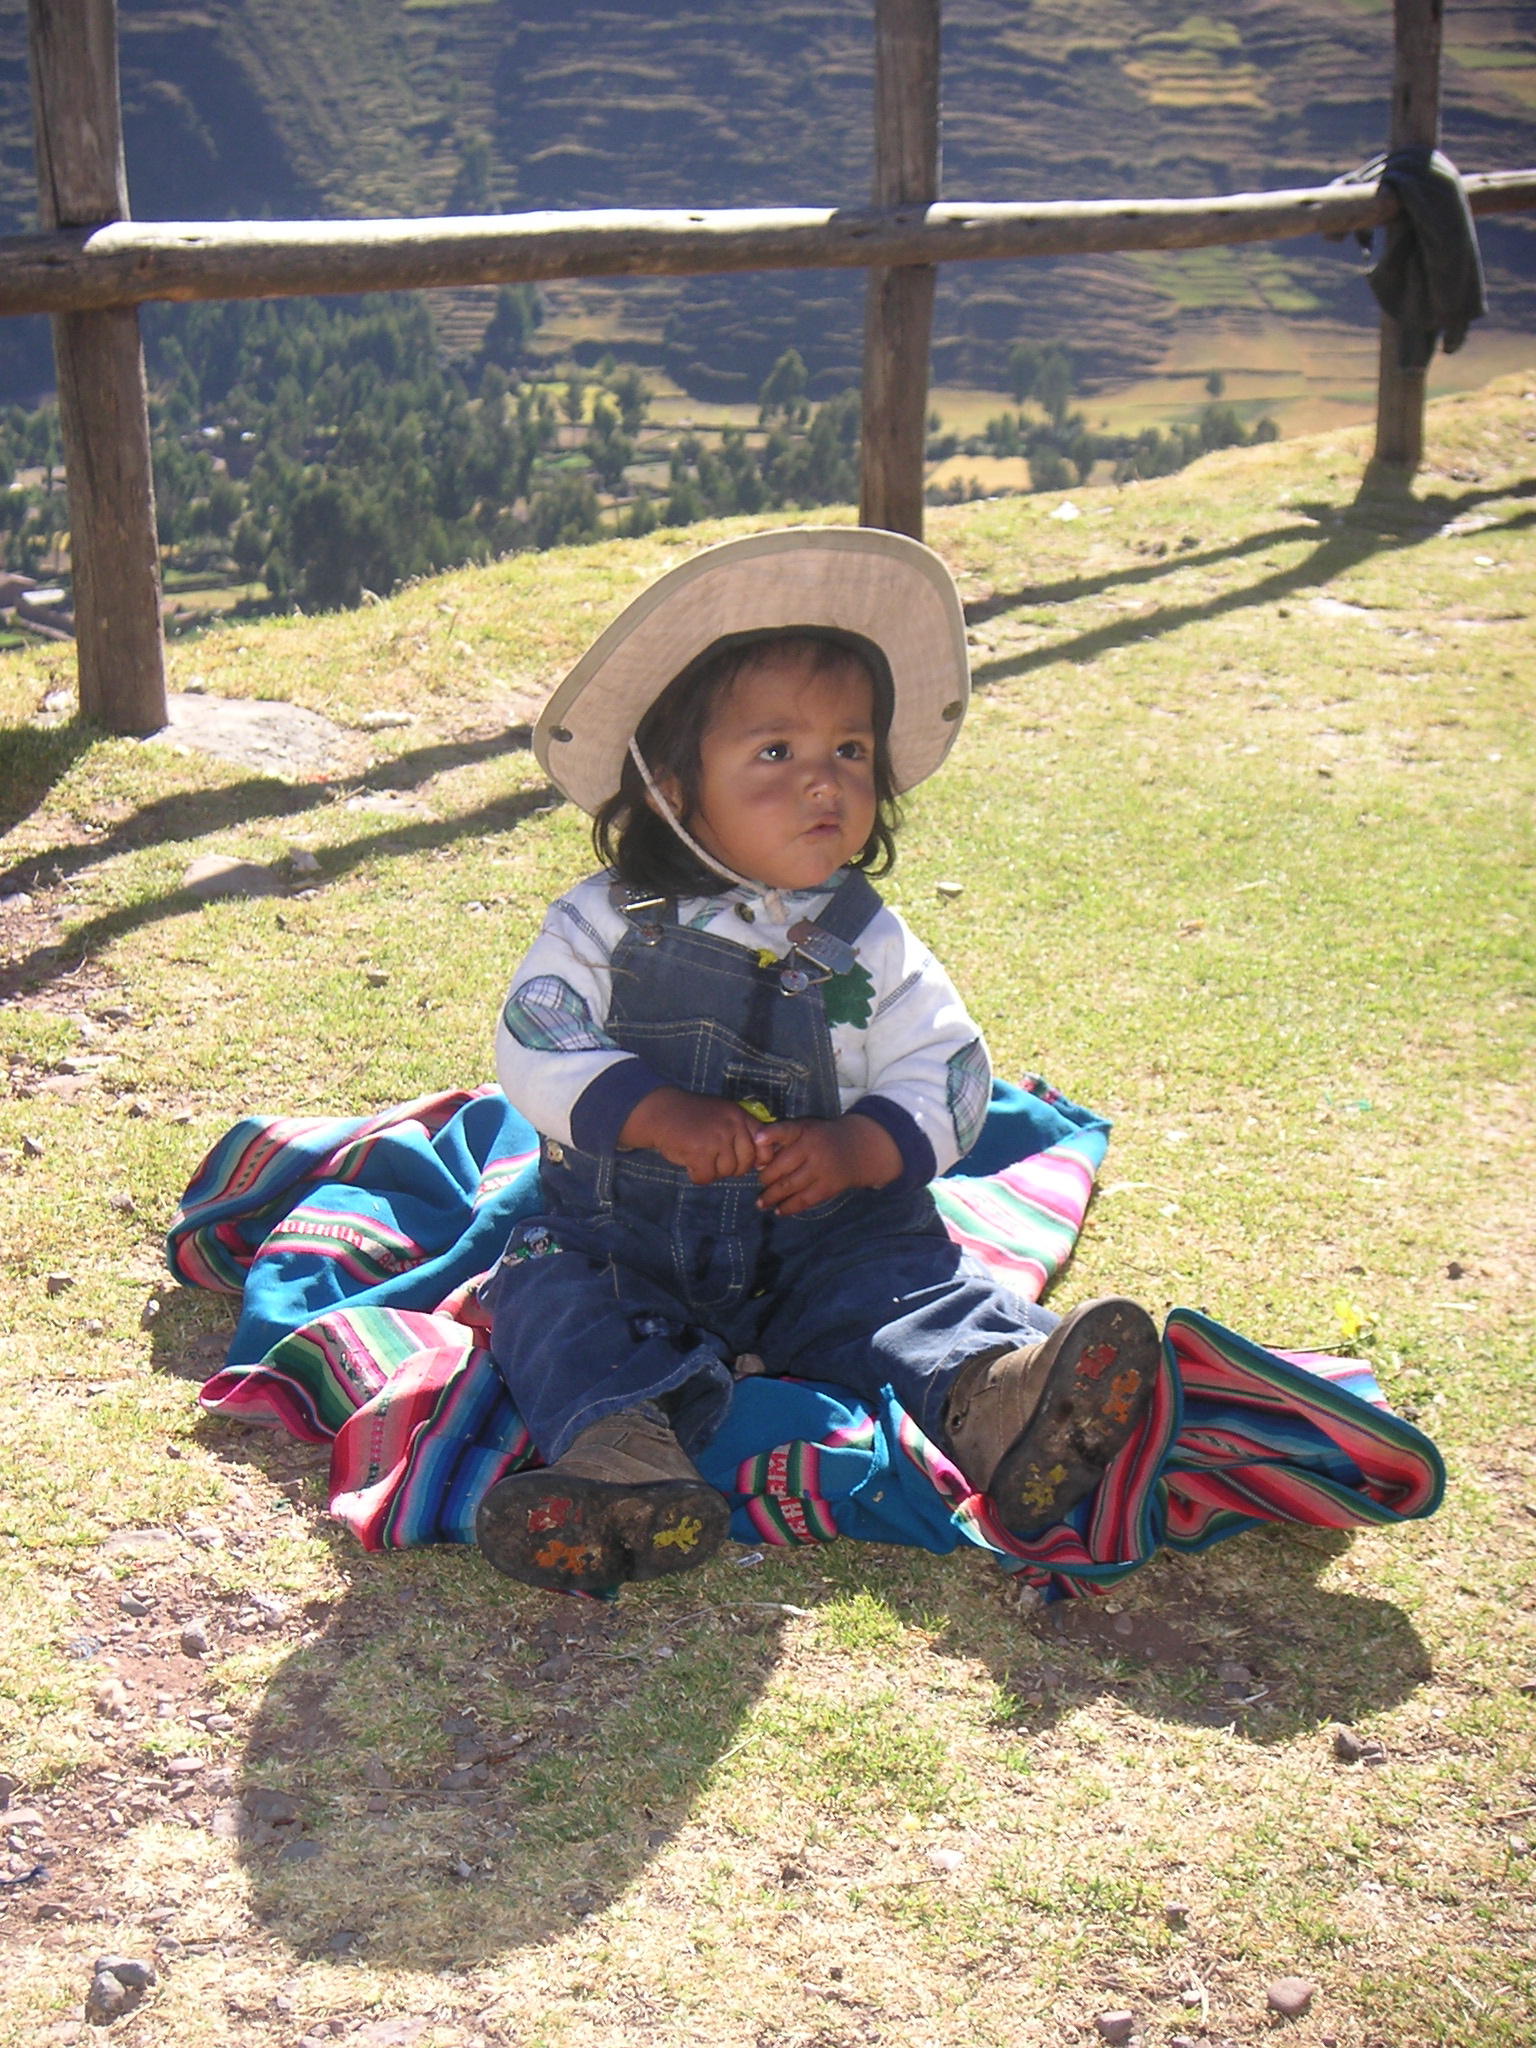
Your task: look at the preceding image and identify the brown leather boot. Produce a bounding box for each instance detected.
[943,1297,1160,1538]
[476,1408,730,1596]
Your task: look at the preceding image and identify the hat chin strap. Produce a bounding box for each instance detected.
[626,736,788,924]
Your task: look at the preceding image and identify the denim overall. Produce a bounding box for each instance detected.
[484,870,1056,1464]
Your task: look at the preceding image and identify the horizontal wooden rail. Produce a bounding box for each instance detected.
[2,170,1533,318]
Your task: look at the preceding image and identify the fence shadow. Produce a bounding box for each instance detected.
[0,723,536,901]
[0,773,558,1006]
[967,476,1536,689]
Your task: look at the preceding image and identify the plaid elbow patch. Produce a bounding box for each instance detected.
[946,1038,990,1156]
[501,975,618,1055]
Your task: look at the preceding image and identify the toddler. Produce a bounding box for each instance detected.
[477,528,1157,1594]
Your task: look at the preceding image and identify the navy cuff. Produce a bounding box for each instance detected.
[849,1094,936,1195]
[569,1057,670,1155]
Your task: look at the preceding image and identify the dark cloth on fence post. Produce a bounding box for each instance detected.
[1368,147,1488,370]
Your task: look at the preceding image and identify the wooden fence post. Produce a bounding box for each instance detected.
[1372,0,1443,474]
[28,0,166,735]
[859,0,940,541]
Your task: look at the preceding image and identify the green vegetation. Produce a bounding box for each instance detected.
[929,347,1279,501]
[0,378,1533,2042]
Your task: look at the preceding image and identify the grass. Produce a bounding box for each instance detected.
[1,371,1534,2045]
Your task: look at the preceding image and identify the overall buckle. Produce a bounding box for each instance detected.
[618,892,669,945]
[777,917,858,995]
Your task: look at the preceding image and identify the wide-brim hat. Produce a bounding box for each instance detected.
[533,526,970,814]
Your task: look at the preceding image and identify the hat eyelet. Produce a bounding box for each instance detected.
[548,724,573,743]
[941,700,963,722]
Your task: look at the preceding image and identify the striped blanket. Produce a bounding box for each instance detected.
[174,1081,1443,1598]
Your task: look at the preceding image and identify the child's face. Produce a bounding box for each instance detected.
[684,648,879,893]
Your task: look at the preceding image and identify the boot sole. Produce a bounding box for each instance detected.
[988,1297,1160,1539]
[476,1472,730,1596]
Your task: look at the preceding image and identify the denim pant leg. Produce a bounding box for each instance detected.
[750,1199,1058,1448]
[482,1219,735,1465]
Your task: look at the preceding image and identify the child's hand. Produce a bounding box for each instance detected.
[753,1113,902,1216]
[618,1087,760,1185]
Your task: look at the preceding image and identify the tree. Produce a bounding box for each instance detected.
[586,398,635,491]
[758,348,809,427]
[448,133,494,214]
[528,472,600,549]
[610,365,650,437]
[1205,370,1225,398]
[561,376,586,426]
[1008,340,1072,424]
[478,286,540,371]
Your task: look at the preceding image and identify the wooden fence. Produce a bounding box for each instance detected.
[9,0,1536,733]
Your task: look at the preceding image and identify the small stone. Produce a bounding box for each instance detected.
[244,1788,301,1824]
[140,1298,161,1329]
[1446,1260,1465,1279]
[1359,1738,1388,1766]
[935,880,964,900]
[95,1679,131,1718]
[779,1862,807,1885]
[927,1846,964,1871]
[325,1928,360,1956]
[1517,1677,1536,1696]
[0,1773,14,1808]
[1215,1660,1252,1685]
[535,1652,572,1682]
[277,1837,323,1865]
[108,1192,135,1214]
[1180,1985,1203,2006]
[209,1802,247,1839]
[287,848,321,874]
[1266,1977,1316,2019]
[204,1713,235,1732]
[46,1272,75,1296]
[1094,2013,1135,2045]
[181,854,279,901]
[179,1623,210,1658]
[449,1856,475,1880]
[93,1958,155,1994]
[357,708,414,730]
[163,1757,202,1777]
[1169,2037,1199,2048]
[1331,1725,1364,1762]
[83,1318,105,1337]
[1111,1613,1134,1637]
[365,968,390,986]
[1164,1901,1189,1928]
[118,1592,150,1617]
[84,1971,129,2023]
[23,1135,44,1157]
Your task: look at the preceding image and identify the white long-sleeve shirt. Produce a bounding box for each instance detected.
[494,869,991,1186]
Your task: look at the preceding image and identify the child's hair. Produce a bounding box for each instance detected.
[592,628,901,897]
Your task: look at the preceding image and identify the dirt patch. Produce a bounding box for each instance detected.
[158,694,360,780]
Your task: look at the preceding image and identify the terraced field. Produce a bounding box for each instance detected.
[0,2,1532,406]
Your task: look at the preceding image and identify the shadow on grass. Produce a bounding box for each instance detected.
[139,1296,788,1967]
[967,477,1536,689]
[156,1273,1432,1973]
[0,774,559,1005]
[0,722,536,901]
[187,1422,792,1967]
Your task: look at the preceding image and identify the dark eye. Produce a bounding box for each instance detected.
[758,742,790,762]
[835,740,867,760]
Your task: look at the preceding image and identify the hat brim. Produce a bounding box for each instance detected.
[533,527,970,814]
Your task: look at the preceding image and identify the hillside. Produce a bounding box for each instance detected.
[0,0,1532,404]
[1,379,1535,2047]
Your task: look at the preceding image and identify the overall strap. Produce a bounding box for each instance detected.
[809,869,883,946]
